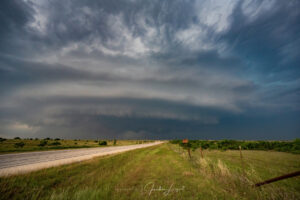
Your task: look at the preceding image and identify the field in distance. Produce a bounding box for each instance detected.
[0,137,154,154]
[0,143,299,200]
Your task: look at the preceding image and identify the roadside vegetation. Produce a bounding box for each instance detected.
[170,139,300,154]
[0,138,154,154]
[0,143,299,199]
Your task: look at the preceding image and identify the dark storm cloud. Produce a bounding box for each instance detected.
[0,95,221,139]
[219,0,300,111]
[0,0,34,56]
[45,0,196,47]
[221,0,300,82]
[0,54,115,93]
[0,1,32,35]
[1,0,196,57]
[0,0,299,139]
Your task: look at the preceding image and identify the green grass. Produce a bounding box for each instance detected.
[0,143,299,200]
[0,139,152,154]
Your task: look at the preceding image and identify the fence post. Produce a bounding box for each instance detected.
[200,146,204,158]
[188,147,191,159]
[239,145,245,176]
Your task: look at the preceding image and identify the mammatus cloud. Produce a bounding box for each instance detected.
[0,0,299,139]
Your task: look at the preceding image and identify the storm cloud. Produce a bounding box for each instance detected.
[0,0,299,139]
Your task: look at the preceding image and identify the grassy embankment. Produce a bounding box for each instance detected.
[0,143,299,200]
[0,138,152,154]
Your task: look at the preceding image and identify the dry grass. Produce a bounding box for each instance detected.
[0,143,299,200]
[181,146,300,200]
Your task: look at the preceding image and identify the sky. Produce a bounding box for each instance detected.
[0,0,299,140]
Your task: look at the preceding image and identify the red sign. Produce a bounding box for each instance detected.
[182,139,189,144]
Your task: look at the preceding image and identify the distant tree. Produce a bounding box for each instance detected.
[99,141,107,146]
[14,137,21,140]
[169,139,300,154]
[39,140,48,146]
[50,141,61,146]
[14,142,25,148]
[0,137,7,142]
[54,138,60,141]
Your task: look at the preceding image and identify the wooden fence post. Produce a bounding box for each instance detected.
[239,145,245,176]
[200,146,204,158]
[188,147,191,159]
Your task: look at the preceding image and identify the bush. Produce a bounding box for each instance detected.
[169,140,181,144]
[14,142,25,148]
[38,140,48,147]
[221,146,228,151]
[113,139,117,145]
[99,141,107,146]
[50,141,61,146]
[54,138,60,141]
[0,137,7,142]
[14,137,21,140]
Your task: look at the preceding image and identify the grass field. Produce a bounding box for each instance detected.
[0,143,299,200]
[0,138,152,154]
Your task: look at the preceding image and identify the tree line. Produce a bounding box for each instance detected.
[170,139,300,154]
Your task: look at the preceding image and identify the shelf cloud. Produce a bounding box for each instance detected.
[0,0,299,139]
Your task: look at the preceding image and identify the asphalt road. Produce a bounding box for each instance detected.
[0,142,163,176]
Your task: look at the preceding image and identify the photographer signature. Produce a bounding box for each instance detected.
[144,182,185,196]
[116,182,185,196]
